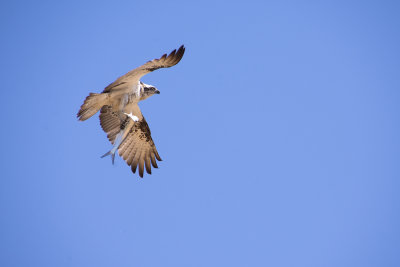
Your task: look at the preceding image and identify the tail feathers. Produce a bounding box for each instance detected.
[77,93,108,121]
[101,150,116,165]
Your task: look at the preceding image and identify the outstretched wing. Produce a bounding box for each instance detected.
[103,45,185,93]
[118,117,162,177]
[99,105,162,177]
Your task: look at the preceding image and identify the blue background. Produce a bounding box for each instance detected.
[1,1,399,266]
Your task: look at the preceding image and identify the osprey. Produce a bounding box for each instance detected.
[77,45,185,177]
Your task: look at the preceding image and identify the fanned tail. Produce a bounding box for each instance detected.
[77,93,108,121]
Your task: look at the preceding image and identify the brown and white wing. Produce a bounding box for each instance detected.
[103,45,185,93]
[118,117,162,178]
[99,105,161,177]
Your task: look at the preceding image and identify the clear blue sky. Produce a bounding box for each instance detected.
[1,1,399,266]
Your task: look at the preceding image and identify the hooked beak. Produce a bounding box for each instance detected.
[155,90,160,94]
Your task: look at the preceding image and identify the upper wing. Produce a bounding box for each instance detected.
[99,105,162,177]
[103,45,185,93]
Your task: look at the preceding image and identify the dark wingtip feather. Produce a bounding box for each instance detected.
[150,153,158,168]
[178,45,185,55]
[139,159,144,178]
[131,164,137,174]
[168,49,177,57]
[145,153,152,174]
[154,150,162,161]
[146,166,151,174]
[172,45,185,65]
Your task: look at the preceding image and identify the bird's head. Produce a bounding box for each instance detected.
[140,81,160,100]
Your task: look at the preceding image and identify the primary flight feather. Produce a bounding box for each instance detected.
[77,45,185,177]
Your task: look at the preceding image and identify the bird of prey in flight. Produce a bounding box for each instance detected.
[77,45,185,177]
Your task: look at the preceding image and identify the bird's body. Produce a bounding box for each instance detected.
[77,45,185,177]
